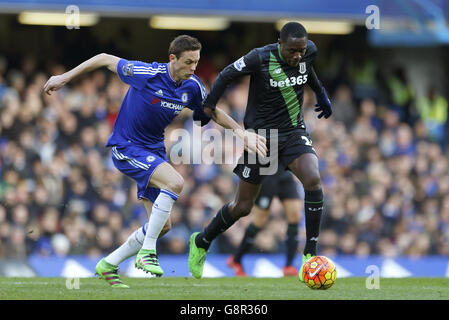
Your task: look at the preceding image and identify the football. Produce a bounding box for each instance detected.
[302,256,337,290]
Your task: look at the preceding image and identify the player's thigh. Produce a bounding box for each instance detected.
[142,198,171,236]
[250,205,270,228]
[148,162,184,195]
[282,199,302,224]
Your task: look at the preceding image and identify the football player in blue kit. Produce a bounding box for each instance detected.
[44,35,267,287]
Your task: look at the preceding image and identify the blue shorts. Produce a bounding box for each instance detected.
[111,144,168,203]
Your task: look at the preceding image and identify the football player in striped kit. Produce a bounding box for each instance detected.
[189,22,332,282]
[44,35,266,287]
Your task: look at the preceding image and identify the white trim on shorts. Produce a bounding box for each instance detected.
[111,146,150,171]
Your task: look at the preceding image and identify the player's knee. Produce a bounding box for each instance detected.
[287,215,300,224]
[302,175,321,190]
[232,201,254,218]
[165,175,184,195]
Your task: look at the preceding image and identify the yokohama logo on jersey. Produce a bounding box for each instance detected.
[161,100,185,113]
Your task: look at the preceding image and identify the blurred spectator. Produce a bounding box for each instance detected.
[385,66,415,125]
[349,52,380,103]
[416,87,448,147]
[331,84,357,129]
[4,226,27,258]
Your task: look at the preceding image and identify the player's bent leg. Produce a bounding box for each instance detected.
[99,224,149,283]
[283,199,302,225]
[251,205,270,228]
[134,201,172,276]
[147,162,184,195]
[189,179,261,279]
[288,153,322,282]
[159,218,171,238]
[228,205,268,276]
[136,163,182,276]
[142,199,172,238]
[282,199,301,276]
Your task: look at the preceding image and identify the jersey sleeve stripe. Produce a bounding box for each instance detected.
[132,66,166,74]
[133,66,166,71]
[133,71,167,75]
[190,76,207,99]
[133,65,166,70]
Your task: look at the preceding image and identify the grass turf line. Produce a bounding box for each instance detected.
[1,277,449,300]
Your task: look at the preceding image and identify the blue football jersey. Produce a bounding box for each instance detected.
[106,59,210,149]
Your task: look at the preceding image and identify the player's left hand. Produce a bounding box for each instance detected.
[314,88,332,119]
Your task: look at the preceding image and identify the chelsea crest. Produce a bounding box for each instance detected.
[181,92,188,103]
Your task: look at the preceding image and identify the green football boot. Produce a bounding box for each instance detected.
[188,232,207,279]
[95,258,129,288]
[135,249,164,277]
[298,253,314,282]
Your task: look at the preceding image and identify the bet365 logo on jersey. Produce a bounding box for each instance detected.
[269,74,308,88]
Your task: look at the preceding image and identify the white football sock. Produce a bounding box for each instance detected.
[141,190,177,251]
[105,223,147,266]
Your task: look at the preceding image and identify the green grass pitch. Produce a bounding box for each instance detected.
[1,277,449,300]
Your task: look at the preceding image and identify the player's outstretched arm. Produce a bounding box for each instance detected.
[43,53,120,95]
[204,106,267,158]
[308,66,332,119]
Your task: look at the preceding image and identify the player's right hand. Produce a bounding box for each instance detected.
[43,74,68,95]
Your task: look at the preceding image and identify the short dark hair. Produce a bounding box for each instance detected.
[280,22,307,42]
[168,35,202,58]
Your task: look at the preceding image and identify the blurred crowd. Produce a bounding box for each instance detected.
[0,42,448,261]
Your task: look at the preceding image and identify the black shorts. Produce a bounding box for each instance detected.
[234,129,317,184]
[255,169,300,209]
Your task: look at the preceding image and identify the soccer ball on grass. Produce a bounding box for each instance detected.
[302,255,337,290]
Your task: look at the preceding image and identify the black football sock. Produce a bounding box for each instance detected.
[234,223,261,263]
[195,203,237,250]
[303,189,324,256]
[286,223,299,266]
